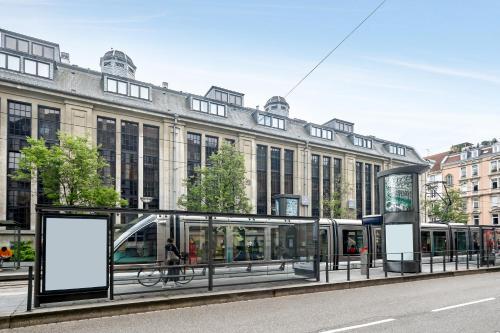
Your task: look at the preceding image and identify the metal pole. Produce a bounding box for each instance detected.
[27,266,33,312]
[347,254,350,281]
[208,215,214,291]
[366,256,370,280]
[443,251,446,272]
[455,250,458,271]
[384,252,388,278]
[34,212,42,308]
[109,213,115,301]
[430,254,433,273]
[315,219,320,282]
[16,226,21,269]
[400,253,404,276]
[477,249,480,269]
[325,255,329,283]
[487,249,490,268]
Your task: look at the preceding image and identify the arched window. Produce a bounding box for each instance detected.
[446,174,453,186]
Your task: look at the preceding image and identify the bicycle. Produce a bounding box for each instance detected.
[137,256,195,287]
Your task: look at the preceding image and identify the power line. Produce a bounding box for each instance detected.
[284,0,387,98]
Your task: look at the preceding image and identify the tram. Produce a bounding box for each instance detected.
[113,213,500,268]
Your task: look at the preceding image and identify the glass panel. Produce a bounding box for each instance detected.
[18,40,29,53]
[5,36,16,50]
[117,81,127,95]
[7,55,20,71]
[320,229,328,262]
[192,98,201,111]
[471,231,480,253]
[374,229,383,259]
[32,43,43,56]
[200,101,208,112]
[140,86,149,100]
[43,46,54,59]
[433,231,447,255]
[38,62,50,78]
[455,231,467,252]
[217,104,225,116]
[114,223,157,264]
[229,94,236,104]
[210,103,217,114]
[235,96,242,105]
[130,84,139,98]
[257,114,265,125]
[342,229,363,255]
[272,118,278,128]
[0,53,5,68]
[24,59,37,75]
[264,116,271,126]
[107,78,117,93]
[232,227,265,261]
[187,226,208,264]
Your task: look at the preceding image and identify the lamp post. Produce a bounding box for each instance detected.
[141,197,153,210]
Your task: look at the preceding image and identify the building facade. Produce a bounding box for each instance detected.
[425,142,500,225]
[0,28,426,238]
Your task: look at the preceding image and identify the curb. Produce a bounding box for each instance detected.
[0,274,27,282]
[2,266,500,329]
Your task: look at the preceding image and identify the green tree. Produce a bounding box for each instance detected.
[322,179,355,219]
[428,188,468,224]
[12,132,126,207]
[178,142,251,213]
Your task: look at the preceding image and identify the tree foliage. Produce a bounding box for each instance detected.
[178,143,251,213]
[322,179,355,219]
[12,133,126,207]
[428,188,468,224]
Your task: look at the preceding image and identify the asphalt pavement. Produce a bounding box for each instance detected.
[2,270,500,332]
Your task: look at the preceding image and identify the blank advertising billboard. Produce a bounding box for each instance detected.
[44,216,108,292]
[386,224,414,261]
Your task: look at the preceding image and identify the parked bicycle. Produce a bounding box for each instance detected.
[137,254,196,287]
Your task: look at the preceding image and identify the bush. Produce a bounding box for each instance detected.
[11,241,35,262]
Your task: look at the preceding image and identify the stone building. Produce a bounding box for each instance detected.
[0,28,426,239]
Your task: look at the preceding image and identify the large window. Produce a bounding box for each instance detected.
[205,135,219,166]
[374,165,381,214]
[121,121,139,209]
[491,161,498,173]
[106,78,150,100]
[37,106,60,204]
[353,136,372,149]
[257,145,268,215]
[271,147,281,214]
[461,167,466,178]
[97,117,116,186]
[114,223,157,264]
[334,158,342,195]
[7,101,32,230]
[32,43,55,60]
[310,126,333,140]
[365,163,372,215]
[0,53,21,71]
[284,149,293,194]
[323,157,331,217]
[23,58,50,78]
[311,155,320,217]
[388,144,406,156]
[192,98,225,117]
[5,36,29,53]
[143,125,160,209]
[355,162,363,219]
[472,164,479,177]
[187,132,201,180]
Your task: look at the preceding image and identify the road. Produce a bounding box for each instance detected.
[2,271,500,332]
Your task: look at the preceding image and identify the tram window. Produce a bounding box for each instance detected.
[342,230,363,255]
[233,227,265,261]
[421,231,431,254]
[483,230,495,254]
[433,231,447,255]
[187,226,208,264]
[374,229,383,259]
[471,232,480,253]
[320,229,329,262]
[455,232,467,252]
[213,227,227,262]
[114,223,157,264]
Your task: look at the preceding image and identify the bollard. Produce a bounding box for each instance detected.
[366,259,370,280]
[384,252,388,278]
[466,250,469,270]
[477,250,480,269]
[455,250,458,271]
[208,216,214,291]
[443,251,447,271]
[27,266,33,312]
[325,255,329,283]
[400,253,404,276]
[347,254,350,281]
[487,249,490,268]
[430,254,433,273]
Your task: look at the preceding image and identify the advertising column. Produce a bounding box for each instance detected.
[377,165,428,273]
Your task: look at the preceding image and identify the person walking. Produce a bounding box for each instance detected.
[164,238,181,288]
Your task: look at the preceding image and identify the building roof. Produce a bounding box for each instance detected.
[265,96,289,108]
[101,49,136,69]
[424,151,449,172]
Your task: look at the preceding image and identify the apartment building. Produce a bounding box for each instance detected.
[0,28,426,239]
[425,142,500,225]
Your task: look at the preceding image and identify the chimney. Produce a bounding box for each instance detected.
[60,52,70,64]
[162,82,169,89]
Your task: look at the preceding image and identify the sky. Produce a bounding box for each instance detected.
[1,0,499,156]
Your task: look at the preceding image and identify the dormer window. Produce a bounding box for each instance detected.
[257,113,285,130]
[32,43,54,60]
[493,143,500,153]
[388,144,406,156]
[353,136,372,149]
[460,151,468,160]
[0,53,20,71]
[5,36,29,53]
[191,98,225,117]
[23,58,50,78]
[471,149,479,158]
[310,126,333,140]
[103,61,111,67]
[105,77,150,100]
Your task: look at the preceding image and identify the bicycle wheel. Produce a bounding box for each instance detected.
[137,268,162,287]
[176,266,195,284]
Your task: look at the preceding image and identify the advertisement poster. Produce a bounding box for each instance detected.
[285,198,299,216]
[384,174,413,212]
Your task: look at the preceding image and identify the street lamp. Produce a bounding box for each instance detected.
[141,197,153,210]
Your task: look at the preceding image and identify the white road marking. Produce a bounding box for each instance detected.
[431,297,495,312]
[321,318,396,332]
[0,290,26,296]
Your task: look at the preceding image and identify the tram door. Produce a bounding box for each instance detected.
[372,227,382,260]
[452,230,468,260]
[481,228,495,265]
